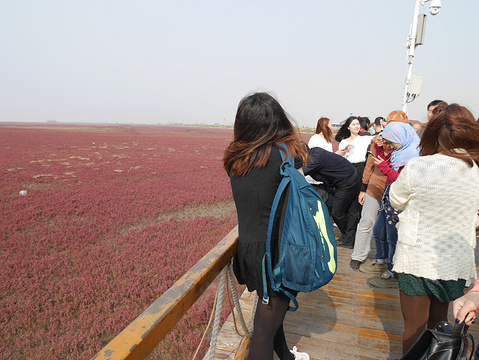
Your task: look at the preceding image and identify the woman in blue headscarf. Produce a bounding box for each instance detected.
[380,121,421,173]
[367,120,421,289]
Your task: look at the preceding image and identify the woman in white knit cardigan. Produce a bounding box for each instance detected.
[389,103,479,355]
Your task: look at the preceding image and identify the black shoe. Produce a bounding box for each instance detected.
[349,260,361,270]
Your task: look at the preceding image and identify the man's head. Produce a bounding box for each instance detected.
[373,117,384,132]
[427,99,446,120]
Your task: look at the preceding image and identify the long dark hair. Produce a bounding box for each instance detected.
[315,117,332,143]
[223,92,307,176]
[420,103,479,167]
[334,116,358,142]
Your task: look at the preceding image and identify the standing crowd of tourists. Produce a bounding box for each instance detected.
[223,92,479,360]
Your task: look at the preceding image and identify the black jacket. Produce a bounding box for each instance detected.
[303,147,359,189]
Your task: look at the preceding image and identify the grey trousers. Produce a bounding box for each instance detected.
[351,193,381,262]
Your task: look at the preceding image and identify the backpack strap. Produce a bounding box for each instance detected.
[262,177,290,304]
[277,144,302,311]
[262,255,268,305]
[282,288,299,312]
[262,255,299,311]
[262,143,300,311]
[278,143,294,173]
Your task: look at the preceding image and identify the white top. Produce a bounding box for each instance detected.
[306,134,333,185]
[338,135,372,164]
[390,153,479,282]
[308,134,333,152]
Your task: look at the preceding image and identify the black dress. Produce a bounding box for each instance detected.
[229,145,300,299]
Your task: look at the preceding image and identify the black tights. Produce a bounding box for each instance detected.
[249,296,294,360]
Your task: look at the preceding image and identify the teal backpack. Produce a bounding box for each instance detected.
[262,143,337,311]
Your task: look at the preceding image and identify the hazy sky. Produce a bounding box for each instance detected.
[1,1,478,127]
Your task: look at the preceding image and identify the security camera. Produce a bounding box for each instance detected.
[429,0,441,15]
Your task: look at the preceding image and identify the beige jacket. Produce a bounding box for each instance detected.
[390,154,479,281]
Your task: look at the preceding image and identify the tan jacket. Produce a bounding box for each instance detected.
[361,145,387,201]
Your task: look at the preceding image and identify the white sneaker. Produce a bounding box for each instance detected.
[291,346,310,360]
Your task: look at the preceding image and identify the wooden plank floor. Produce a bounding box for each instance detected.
[212,230,479,360]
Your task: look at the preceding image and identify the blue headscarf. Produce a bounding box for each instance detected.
[381,122,420,171]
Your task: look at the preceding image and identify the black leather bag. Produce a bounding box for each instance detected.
[400,321,474,360]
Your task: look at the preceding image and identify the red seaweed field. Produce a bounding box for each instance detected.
[0,123,238,359]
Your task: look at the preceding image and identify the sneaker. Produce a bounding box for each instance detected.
[367,274,398,289]
[349,259,361,270]
[380,270,391,279]
[291,346,310,360]
[359,259,388,275]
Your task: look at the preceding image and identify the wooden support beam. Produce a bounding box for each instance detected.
[234,337,250,360]
[92,226,239,360]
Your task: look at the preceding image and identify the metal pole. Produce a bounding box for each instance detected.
[402,0,422,114]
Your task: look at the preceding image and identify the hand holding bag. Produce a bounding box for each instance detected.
[400,321,474,360]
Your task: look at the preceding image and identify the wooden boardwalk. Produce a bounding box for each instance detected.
[213,231,479,360]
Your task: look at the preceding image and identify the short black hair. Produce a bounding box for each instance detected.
[358,117,369,131]
[427,99,445,110]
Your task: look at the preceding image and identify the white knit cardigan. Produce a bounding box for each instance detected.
[390,153,479,282]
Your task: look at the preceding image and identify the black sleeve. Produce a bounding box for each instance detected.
[303,148,326,182]
[361,183,368,192]
[294,157,303,169]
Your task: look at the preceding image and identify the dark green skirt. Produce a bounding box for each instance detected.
[397,273,466,302]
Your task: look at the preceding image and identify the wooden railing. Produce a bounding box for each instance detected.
[92,226,240,360]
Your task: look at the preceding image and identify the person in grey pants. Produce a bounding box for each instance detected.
[349,138,387,271]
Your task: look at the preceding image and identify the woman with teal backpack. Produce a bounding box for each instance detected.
[223,92,310,360]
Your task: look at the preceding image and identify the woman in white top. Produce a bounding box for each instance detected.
[335,116,372,166]
[389,103,479,355]
[307,117,334,212]
[333,116,372,248]
[308,117,333,152]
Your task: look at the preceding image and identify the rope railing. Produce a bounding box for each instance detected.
[198,262,257,360]
[206,266,226,360]
[91,226,245,360]
[227,264,254,337]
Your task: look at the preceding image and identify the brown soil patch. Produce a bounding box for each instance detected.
[158,200,236,221]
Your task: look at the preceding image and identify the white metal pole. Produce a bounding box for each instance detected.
[402,0,422,114]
